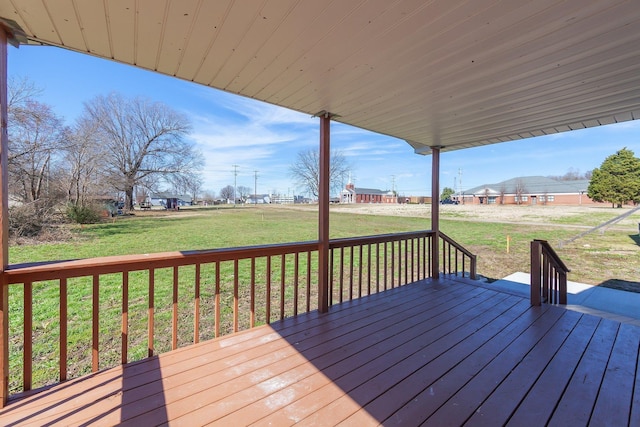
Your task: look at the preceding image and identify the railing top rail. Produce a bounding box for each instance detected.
[4,240,320,284]
[5,230,466,285]
[534,239,571,273]
[439,231,476,258]
[328,230,434,249]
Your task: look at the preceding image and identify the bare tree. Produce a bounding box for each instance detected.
[8,98,70,204]
[81,92,199,210]
[499,184,506,205]
[7,78,71,235]
[64,117,108,206]
[220,185,235,202]
[236,185,251,202]
[169,171,203,202]
[136,175,161,204]
[515,179,527,205]
[201,190,216,206]
[289,149,350,198]
[548,167,593,181]
[185,173,203,204]
[8,76,42,110]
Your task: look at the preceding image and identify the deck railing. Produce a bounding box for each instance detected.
[530,239,570,306]
[0,230,475,404]
[440,232,477,280]
[328,231,432,305]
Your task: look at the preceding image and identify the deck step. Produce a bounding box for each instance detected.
[491,272,640,326]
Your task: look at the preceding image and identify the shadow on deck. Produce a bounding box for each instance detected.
[0,276,639,425]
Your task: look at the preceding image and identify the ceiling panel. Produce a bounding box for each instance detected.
[104,0,135,63]
[175,0,231,80]
[73,1,111,57]
[134,0,168,70]
[0,0,639,155]
[196,1,264,87]
[6,0,61,45]
[214,0,299,91]
[39,0,83,48]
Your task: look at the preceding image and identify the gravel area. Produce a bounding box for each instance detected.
[327,203,640,228]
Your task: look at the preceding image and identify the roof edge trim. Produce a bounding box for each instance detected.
[0,17,28,47]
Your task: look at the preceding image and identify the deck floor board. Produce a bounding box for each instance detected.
[507,314,602,427]
[359,298,534,425]
[589,322,640,427]
[0,277,638,426]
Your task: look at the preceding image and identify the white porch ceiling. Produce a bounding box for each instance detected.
[1,0,639,154]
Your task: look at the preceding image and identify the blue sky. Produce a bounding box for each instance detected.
[8,45,640,197]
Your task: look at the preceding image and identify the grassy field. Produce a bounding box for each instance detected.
[5,203,639,393]
[10,203,640,286]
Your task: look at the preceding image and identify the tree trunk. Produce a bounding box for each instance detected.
[125,186,134,211]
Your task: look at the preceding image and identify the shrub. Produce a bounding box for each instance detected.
[66,203,103,224]
[9,203,44,237]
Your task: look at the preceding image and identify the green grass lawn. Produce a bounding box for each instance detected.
[10,206,431,264]
[5,205,639,394]
[10,204,637,287]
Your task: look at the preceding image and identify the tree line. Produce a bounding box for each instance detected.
[7,77,202,235]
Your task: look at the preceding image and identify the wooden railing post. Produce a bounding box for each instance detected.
[0,24,9,408]
[470,255,477,280]
[530,240,542,306]
[531,239,569,306]
[559,272,568,305]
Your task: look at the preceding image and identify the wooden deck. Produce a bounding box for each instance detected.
[1,276,639,426]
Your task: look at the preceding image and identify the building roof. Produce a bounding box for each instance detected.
[150,192,192,201]
[342,187,389,195]
[1,1,639,155]
[465,176,589,196]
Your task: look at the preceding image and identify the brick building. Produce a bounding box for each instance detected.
[460,176,595,206]
[340,182,398,204]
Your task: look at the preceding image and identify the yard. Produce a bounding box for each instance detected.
[11,203,640,287]
[291,203,640,289]
[5,203,639,393]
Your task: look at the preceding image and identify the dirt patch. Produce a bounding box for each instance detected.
[324,203,640,227]
[283,203,640,290]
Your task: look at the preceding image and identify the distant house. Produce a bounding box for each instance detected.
[340,182,397,204]
[406,196,432,204]
[270,194,294,204]
[246,194,270,204]
[149,192,193,209]
[460,176,593,205]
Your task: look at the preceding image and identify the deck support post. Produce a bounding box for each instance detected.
[0,25,9,408]
[430,146,441,280]
[318,113,331,313]
[530,240,541,305]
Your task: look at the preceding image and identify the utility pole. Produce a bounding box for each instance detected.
[391,175,396,202]
[254,170,258,206]
[458,168,463,204]
[232,164,239,207]
[454,177,457,202]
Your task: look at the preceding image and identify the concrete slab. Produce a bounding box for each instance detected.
[491,272,640,323]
